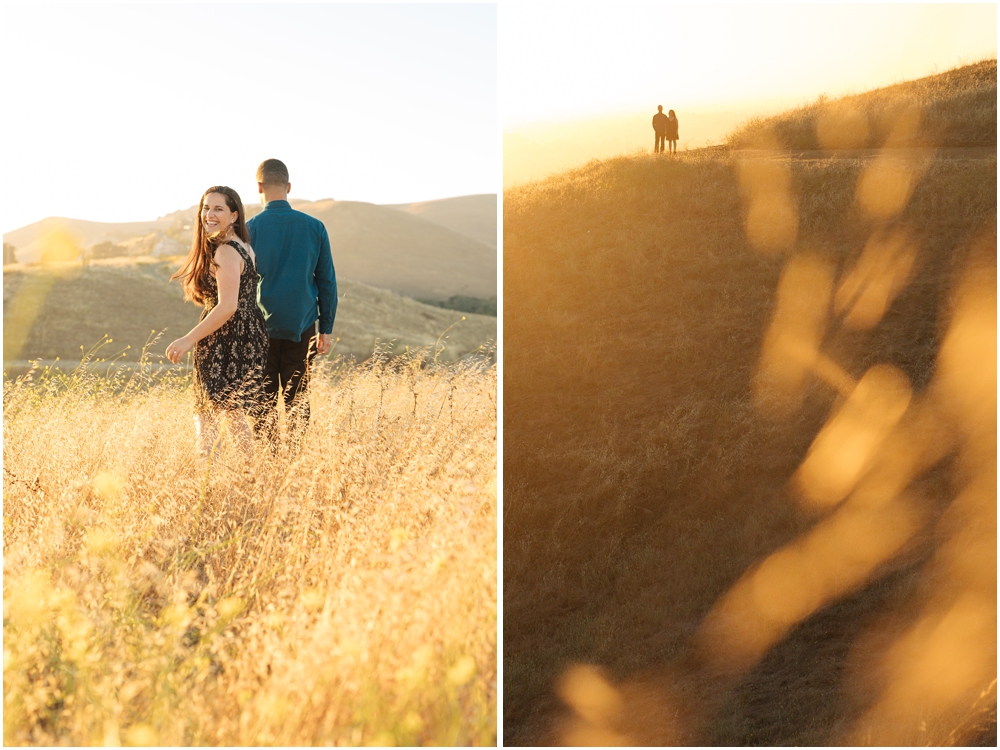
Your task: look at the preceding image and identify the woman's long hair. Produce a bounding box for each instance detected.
[171,186,250,305]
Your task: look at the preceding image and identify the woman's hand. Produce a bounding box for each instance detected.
[166,336,194,364]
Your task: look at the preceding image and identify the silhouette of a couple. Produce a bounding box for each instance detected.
[653,105,679,154]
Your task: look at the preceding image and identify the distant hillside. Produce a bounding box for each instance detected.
[3,257,495,369]
[295,199,495,300]
[504,61,996,746]
[3,195,497,302]
[387,194,497,249]
[3,217,179,262]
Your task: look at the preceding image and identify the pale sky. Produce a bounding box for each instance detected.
[500,3,997,129]
[2,3,497,234]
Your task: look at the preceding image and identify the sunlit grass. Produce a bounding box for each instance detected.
[3,350,497,746]
[727,59,996,151]
[504,60,995,746]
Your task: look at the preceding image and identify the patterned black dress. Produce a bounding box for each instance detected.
[193,240,268,415]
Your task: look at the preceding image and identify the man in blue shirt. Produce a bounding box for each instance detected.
[247,158,338,447]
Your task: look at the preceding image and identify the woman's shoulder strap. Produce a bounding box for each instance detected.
[225,239,248,255]
[221,239,252,263]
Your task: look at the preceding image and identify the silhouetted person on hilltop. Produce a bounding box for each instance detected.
[666,109,679,154]
[653,105,668,153]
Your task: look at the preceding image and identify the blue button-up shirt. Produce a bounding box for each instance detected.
[247,200,338,342]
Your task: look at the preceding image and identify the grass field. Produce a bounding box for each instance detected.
[2,256,496,371]
[3,352,497,745]
[4,195,497,303]
[504,61,995,745]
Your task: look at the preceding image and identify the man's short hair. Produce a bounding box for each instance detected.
[257,159,289,186]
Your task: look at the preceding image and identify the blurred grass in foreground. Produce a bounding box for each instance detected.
[504,60,995,745]
[4,351,496,745]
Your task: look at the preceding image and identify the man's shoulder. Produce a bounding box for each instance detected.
[290,207,327,230]
[248,205,326,232]
[278,205,327,234]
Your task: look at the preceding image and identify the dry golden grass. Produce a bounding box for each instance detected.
[2,258,496,368]
[727,59,996,151]
[4,196,497,303]
[504,62,995,745]
[3,350,496,745]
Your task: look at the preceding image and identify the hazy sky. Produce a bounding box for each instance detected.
[2,4,497,233]
[501,3,997,129]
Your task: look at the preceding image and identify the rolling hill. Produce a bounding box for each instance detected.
[3,195,497,302]
[728,58,997,151]
[3,257,495,371]
[504,60,996,746]
[388,194,497,249]
[293,199,495,300]
[3,217,180,261]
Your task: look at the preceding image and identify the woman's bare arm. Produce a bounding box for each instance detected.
[165,245,243,363]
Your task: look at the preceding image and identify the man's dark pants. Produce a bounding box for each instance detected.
[256,325,316,447]
[655,133,666,153]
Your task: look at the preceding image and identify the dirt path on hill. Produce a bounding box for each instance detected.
[727,146,997,161]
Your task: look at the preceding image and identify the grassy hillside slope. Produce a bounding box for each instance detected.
[301,200,495,300]
[3,258,495,370]
[728,59,996,151]
[4,196,497,302]
[3,217,175,252]
[504,62,996,746]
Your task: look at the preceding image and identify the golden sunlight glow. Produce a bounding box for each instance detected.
[855,107,933,220]
[4,227,84,361]
[753,253,833,415]
[696,490,923,675]
[738,148,799,255]
[541,82,995,743]
[503,5,995,187]
[555,665,633,746]
[38,228,81,264]
[935,241,997,435]
[856,157,928,221]
[834,228,918,330]
[847,249,996,743]
[794,365,912,511]
[816,102,869,150]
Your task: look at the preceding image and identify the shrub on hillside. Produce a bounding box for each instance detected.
[90,241,127,259]
[419,295,497,317]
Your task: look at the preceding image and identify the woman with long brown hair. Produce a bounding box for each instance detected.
[166,186,268,459]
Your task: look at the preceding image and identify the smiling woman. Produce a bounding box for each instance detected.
[168,186,268,461]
